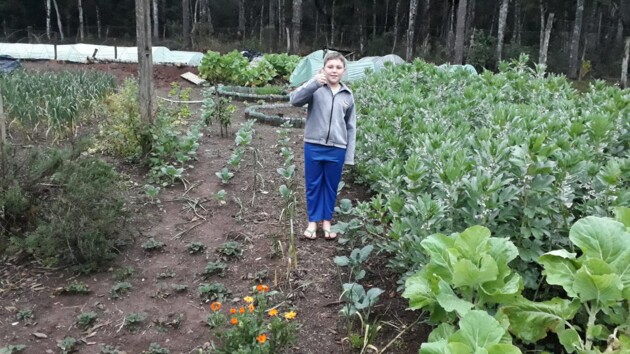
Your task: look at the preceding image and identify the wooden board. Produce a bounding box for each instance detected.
[180,72,207,85]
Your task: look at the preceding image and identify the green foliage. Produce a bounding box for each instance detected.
[340,283,384,320]
[99,345,124,354]
[0,69,115,138]
[125,312,147,330]
[61,281,91,294]
[198,283,231,303]
[467,29,497,70]
[0,345,26,354]
[113,266,134,281]
[188,242,206,254]
[141,237,165,251]
[16,309,34,325]
[144,343,170,354]
[203,261,227,278]
[111,282,132,298]
[335,244,373,281]
[215,167,234,184]
[76,312,98,329]
[353,56,630,289]
[263,53,300,80]
[57,336,78,354]
[199,50,294,86]
[202,88,236,137]
[216,241,244,259]
[2,145,126,271]
[501,213,630,353]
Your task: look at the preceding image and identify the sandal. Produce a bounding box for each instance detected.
[323,229,337,240]
[303,228,317,240]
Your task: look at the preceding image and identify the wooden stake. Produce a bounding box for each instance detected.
[0,93,6,172]
[136,0,154,124]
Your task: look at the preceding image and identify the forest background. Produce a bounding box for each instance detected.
[1,0,630,81]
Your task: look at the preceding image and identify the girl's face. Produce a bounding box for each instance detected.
[323,58,345,86]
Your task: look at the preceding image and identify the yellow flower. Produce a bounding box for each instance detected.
[284,311,297,320]
[230,317,238,325]
[210,302,221,311]
[268,308,278,317]
[248,304,255,313]
[256,333,267,343]
[244,296,254,303]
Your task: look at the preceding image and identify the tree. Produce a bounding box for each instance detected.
[453,0,468,64]
[291,0,302,54]
[238,0,245,38]
[406,0,419,61]
[183,0,190,47]
[78,0,84,41]
[621,0,630,87]
[152,0,158,39]
[52,0,64,40]
[46,0,51,40]
[496,0,510,64]
[568,0,585,79]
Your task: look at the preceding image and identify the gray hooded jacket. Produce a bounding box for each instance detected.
[289,78,356,165]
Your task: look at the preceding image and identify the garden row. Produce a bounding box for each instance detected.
[335,55,630,353]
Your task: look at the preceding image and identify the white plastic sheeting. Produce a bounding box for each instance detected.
[0,42,204,66]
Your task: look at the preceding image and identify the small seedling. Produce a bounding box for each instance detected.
[197,283,230,302]
[59,281,91,295]
[99,345,123,354]
[113,266,135,281]
[153,313,184,331]
[187,242,206,254]
[0,344,26,353]
[15,309,34,325]
[57,336,77,354]
[156,270,176,279]
[144,184,161,202]
[142,238,165,251]
[125,312,147,330]
[110,282,132,299]
[202,261,227,278]
[215,167,234,184]
[145,342,170,354]
[170,284,188,293]
[76,312,98,329]
[216,241,244,259]
[213,189,227,205]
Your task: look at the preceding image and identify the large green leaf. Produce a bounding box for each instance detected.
[454,226,491,263]
[569,217,628,264]
[488,237,519,277]
[557,328,581,353]
[421,233,457,279]
[420,340,449,354]
[572,259,623,305]
[436,280,474,316]
[450,310,505,349]
[500,297,580,342]
[539,250,579,297]
[479,272,523,302]
[403,270,438,310]
[428,323,456,343]
[452,255,499,289]
[486,344,522,354]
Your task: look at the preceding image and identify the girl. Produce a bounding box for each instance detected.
[290,52,356,240]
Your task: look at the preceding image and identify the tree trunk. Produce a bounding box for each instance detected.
[259,1,264,46]
[385,0,389,30]
[183,0,191,47]
[466,0,475,42]
[269,0,276,30]
[420,0,430,45]
[622,37,630,88]
[291,0,302,54]
[238,0,245,38]
[406,0,418,61]
[392,0,400,52]
[96,5,101,39]
[330,0,336,46]
[496,0,509,64]
[78,0,84,41]
[135,0,154,125]
[46,0,51,40]
[152,0,159,39]
[279,0,285,42]
[568,0,585,79]
[453,0,468,64]
[52,0,64,40]
[355,0,366,52]
[512,0,521,45]
[540,12,554,66]
[447,0,455,57]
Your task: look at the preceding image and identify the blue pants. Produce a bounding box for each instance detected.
[304,143,346,222]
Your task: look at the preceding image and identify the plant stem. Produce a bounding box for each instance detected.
[585,303,600,351]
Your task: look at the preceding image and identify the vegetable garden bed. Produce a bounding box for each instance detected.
[216,85,290,101]
[244,103,306,127]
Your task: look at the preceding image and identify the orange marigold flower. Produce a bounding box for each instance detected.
[239,307,245,314]
[243,296,254,303]
[256,333,267,344]
[284,311,297,320]
[210,302,222,311]
[230,317,238,325]
[256,284,270,292]
[248,304,255,313]
[268,308,278,317]
[229,308,237,314]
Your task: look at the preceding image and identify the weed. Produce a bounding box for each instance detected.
[124,312,147,330]
[187,242,206,254]
[153,313,184,331]
[141,238,165,251]
[144,184,161,203]
[202,261,227,278]
[216,241,244,259]
[0,345,26,353]
[60,281,91,295]
[198,283,231,303]
[156,270,176,279]
[113,266,134,281]
[15,309,34,324]
[76,312,98,329]
[57,336,77,354]
[110,282,132,299]
[99,345,123,354]
[213,190,227,205]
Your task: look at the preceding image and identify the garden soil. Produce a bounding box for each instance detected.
[0,62,424,353]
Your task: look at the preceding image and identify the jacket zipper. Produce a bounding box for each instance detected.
[325,90,336,144]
